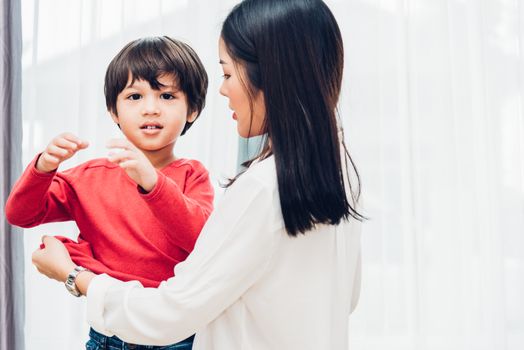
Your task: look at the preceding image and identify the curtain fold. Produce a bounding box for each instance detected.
[0,0,24,349]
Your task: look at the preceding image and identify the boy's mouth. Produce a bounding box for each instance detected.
[140,122,163,130]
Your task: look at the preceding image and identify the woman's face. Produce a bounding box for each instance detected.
[219,38,265,138]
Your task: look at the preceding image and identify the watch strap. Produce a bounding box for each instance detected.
[65,266,90,297]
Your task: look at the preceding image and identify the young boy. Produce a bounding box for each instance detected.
[5,36,212,349]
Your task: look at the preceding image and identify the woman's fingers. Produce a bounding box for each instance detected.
[41,234,58,247]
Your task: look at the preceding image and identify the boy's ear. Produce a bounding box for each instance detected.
[187,111,198,123]
[110,111,119,125]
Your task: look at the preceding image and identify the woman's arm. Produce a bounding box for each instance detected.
[32,167,280,345]
[54,237,164,287]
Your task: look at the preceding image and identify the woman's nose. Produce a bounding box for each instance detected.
[219,82,227,97]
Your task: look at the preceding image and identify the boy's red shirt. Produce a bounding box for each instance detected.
[5,155,214,287]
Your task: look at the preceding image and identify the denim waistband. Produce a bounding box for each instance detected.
[88,328,194,349]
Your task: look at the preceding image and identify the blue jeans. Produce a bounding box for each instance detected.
[86,328,194,350]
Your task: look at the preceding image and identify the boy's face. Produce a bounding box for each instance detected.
[110,73,196,155]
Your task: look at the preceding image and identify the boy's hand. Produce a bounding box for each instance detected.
[106,138,158,192]
[36,133,89,172]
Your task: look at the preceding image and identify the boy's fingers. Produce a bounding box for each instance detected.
[54,138,79,151]
[61,133,88,148]
[78,140,89,149]
[118,159,139,170]
[41,152,60,165]
[107,150,135,164]
[47,144,71,158]
[106,138,134,151]
[60,132,81,144]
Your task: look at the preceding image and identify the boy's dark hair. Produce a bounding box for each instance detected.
[105,36,208,135]
[221,0,365,236]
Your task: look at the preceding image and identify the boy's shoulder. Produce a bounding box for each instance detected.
[61,157,119,175]
[165,158,209,175]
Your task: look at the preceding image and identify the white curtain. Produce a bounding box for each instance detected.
[20,0,524,349]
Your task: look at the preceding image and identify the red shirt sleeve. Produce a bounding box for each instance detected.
[140,160,214,253]
[5,154,75,227]
[59,236,161,287]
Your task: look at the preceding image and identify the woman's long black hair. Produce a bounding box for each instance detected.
[222,0,365,236]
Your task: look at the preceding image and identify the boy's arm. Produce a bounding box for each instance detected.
[5,133,88,228]
[57,236,113,273]
[57,237,161,287]
[5,155,75,227]
[104,138,212,252]
[140,163,214,253]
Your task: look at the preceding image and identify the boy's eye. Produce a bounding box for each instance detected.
[160,93,175,100]
[127,94,141,100]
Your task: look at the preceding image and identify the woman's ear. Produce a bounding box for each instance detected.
[187,111,198,123]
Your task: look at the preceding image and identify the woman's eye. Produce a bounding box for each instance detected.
[161,93,175,100]
[127,94,141,100]
[222,74,231,80]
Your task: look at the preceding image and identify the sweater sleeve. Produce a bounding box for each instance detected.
[86,172,279,345]
[5,154,75,227]
[58,236,161,287]
[138,161,214,253]
[57,236,115,273]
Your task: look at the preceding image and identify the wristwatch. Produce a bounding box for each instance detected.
[65,266,90,297]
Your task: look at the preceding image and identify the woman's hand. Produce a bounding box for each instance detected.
[32,236,76,283]
[106,138,158,192]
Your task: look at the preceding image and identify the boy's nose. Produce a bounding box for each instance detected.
[142,97,160,116]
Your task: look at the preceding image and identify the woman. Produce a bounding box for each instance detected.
[33,0,364,348]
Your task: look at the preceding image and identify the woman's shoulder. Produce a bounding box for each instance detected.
[241,155,277,188]
[226,156,279,205]
[231,156,283,223]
